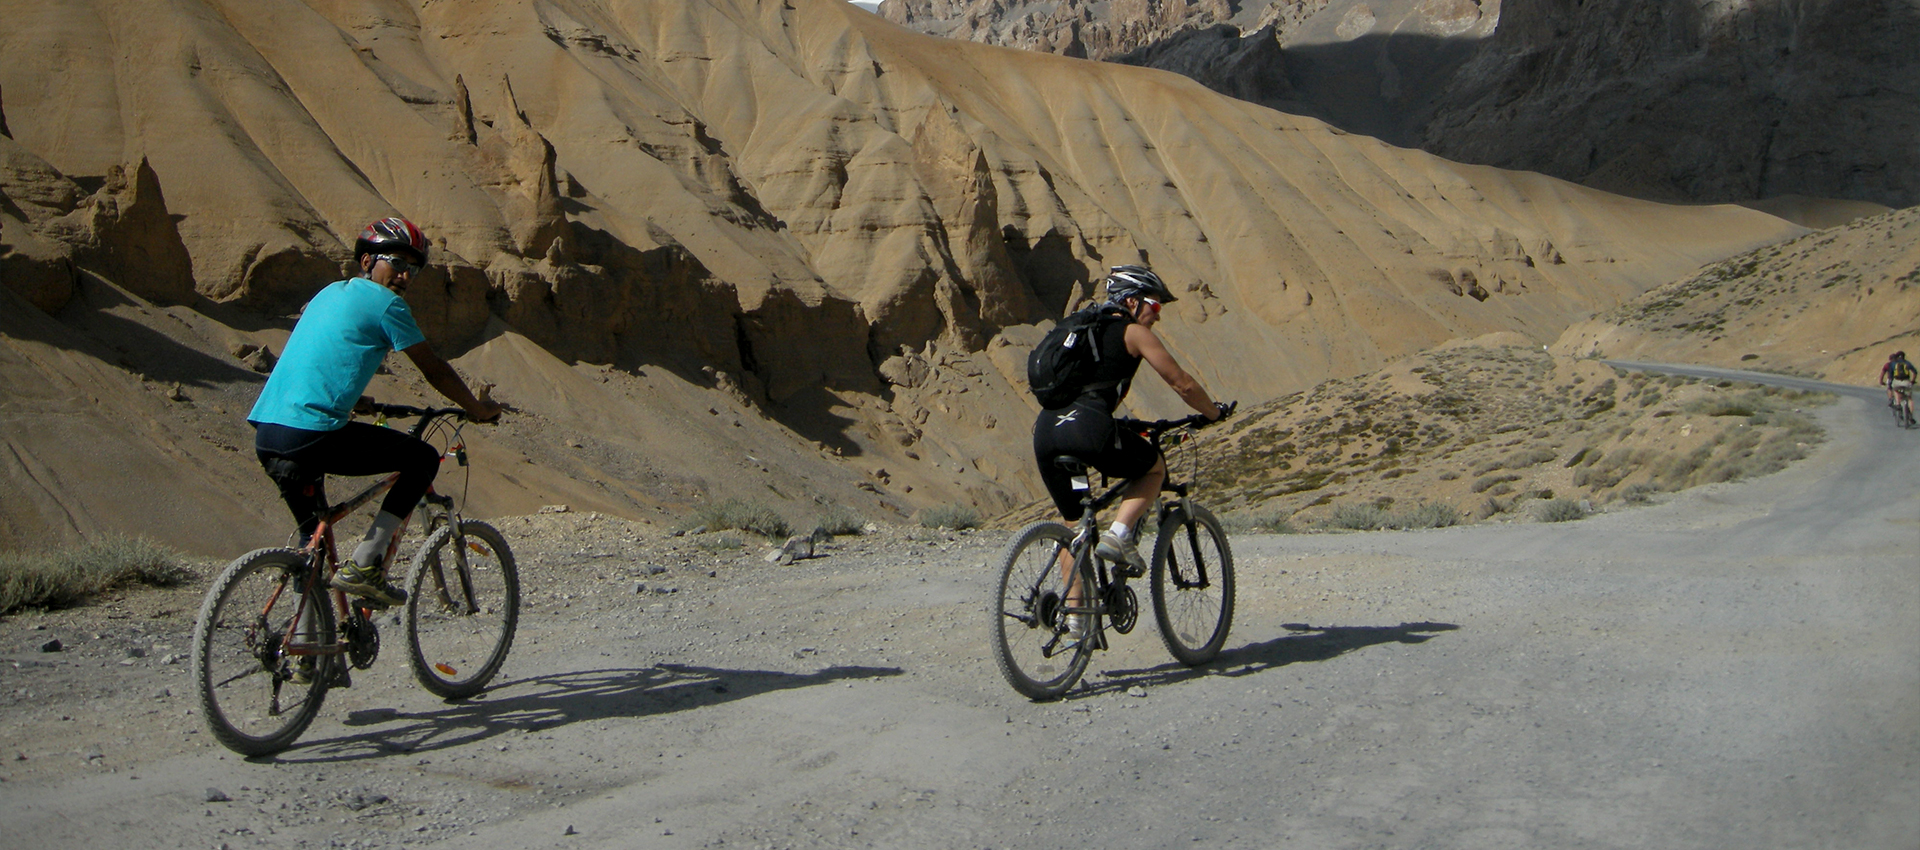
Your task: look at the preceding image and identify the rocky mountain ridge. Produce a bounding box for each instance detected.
[0,0,1814,554]
[879,0,1918,209]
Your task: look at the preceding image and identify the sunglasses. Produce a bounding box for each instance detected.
[373,254,419,276]
[1141,297,1162,313]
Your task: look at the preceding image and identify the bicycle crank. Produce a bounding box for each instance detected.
[1106,583,1139,634]
[343,608,381,670]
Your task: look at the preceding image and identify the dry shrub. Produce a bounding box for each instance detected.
[1536,498,1588,522]
[691,499,792,539]
[1325,503,1390,531]
[810,504,866,537]
[919,503,981,530]
[0,535,193,614]
[1390,502,1459,529]
[1223,511,1298,534]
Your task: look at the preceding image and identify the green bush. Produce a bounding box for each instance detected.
[919,503,981,530]
[0,535,194,614]
[1535,498,1588,523]
[691,499,792,539]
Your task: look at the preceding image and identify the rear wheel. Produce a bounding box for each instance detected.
[405,520,519,700]
[989,522,1092,700]
[1150,504,1235,666]
[192,549,335,756]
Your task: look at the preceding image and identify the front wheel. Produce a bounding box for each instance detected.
[989,521,1092,700]
[192,549,336,756]
[1150,503,1235,666]
[404,520,519,700]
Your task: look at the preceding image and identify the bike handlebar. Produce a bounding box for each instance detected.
[1116,401,1235,437]
[363,402,468,421]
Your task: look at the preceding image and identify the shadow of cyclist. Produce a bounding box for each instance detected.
[266,663,901,763]
[1072,621,1459,698]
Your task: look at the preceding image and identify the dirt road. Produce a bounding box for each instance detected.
[3,368,1914,849]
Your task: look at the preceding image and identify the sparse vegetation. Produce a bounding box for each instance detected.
[688,499,792,539]
[1222,510,1298,534]
[810,504,866,537]
[1324,503,1390,531]
[919,503,981,530]
[1536,498,1588,523]
[1390,502,1460,529]
[0,535,194,615]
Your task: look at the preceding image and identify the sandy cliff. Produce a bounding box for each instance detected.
[1,0,1807,553]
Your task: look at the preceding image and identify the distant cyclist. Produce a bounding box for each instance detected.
[1031,265,1230,641]
[247,217,501,607]
[1880,350,1915,408]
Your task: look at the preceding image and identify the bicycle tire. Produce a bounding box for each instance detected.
[989,521,1093,700]
[405,520,519,700]
[192,548,335,756]
[1150,503,1235,666]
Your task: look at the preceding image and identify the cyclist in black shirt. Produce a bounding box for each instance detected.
[1032,265,1229,628]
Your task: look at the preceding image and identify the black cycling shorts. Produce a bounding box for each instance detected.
[1032,403,1159,521]
[254,421,440,537]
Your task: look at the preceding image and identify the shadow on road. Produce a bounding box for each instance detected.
[1077,621,1459,697]
[266,663,902,764]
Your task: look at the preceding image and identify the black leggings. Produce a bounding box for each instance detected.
[254,422,440,538]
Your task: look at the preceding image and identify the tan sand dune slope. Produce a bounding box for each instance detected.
[1,0,1806,554]
[1554,206,1920,385]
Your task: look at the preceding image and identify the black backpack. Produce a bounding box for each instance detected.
[1026,304,1130,409]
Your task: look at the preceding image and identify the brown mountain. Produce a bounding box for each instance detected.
[2,0,1805,554]
[879,0,1919,209]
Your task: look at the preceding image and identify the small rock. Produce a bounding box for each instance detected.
[204,787,231,803]
[1127,686,1148,698]
[633,582,647,595]
[564,825,578,836]
[647,565,669,575]
[539,504,572,514]
[126,646,146,658]
[37,639,62,653]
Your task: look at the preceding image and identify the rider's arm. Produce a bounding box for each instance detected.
[1125,323,1220,420]
[403,343,502,422]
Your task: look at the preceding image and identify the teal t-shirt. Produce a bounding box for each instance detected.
[248,278,427,431]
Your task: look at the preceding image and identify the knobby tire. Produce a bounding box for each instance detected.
[192,548,335,756]
[405,520,520,700]
[989,521,1092,700]
[1150,503,1235,666]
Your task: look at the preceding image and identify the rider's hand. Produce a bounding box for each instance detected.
[1209,400,1237,422]
[465,384,503,423]
[465,399,503,423]
[353,396,377,415]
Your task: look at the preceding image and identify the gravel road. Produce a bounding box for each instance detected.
[2,367,1914,849]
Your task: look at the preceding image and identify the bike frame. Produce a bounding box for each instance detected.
[272,407,469,661]
[1051,415,1211,655]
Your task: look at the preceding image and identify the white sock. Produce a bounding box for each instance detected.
[1108,521,1131,541]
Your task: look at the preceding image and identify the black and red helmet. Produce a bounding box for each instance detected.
[353,216,429,266]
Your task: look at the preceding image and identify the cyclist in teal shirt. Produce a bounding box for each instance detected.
[248,217,500,607]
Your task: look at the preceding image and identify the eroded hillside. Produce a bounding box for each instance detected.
[1,0,1807,553]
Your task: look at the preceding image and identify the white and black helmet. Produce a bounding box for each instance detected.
[1104,264,1177,304]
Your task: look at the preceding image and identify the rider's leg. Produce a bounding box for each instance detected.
[1113,455,1166,533]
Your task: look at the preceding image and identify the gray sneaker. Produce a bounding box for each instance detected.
[330,559,407,609]
[1096,532,1147,578]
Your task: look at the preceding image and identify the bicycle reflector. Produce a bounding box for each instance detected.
[1071,475,1090,491]
[434,663,458,676]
